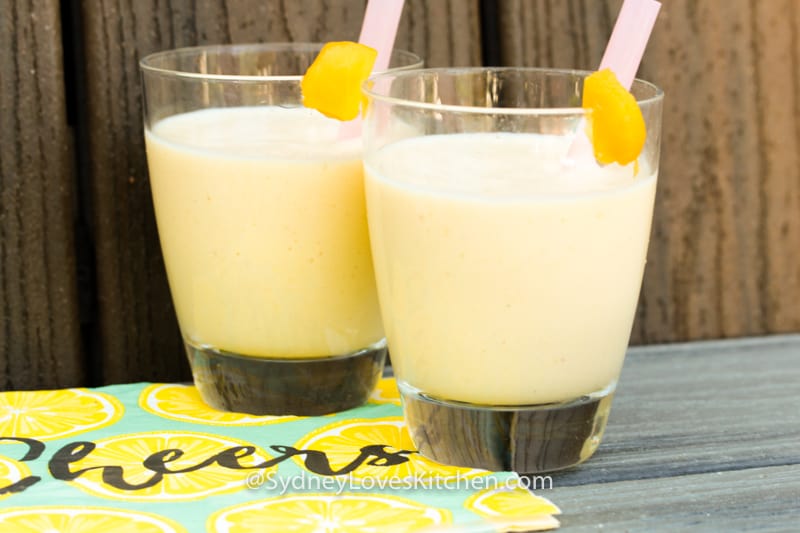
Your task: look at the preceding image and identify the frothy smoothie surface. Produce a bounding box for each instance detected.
[370,133,642,197]
[148,106,360,158]
[146,106,382,359]
[365,133,657,405]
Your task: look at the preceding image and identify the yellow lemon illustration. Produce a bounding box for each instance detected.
[68,431,273,501]
[0,456,31,501]
[368,377,401,405]
[464,487,561,531]
[0,506,187,533]
[0,389,123,441]
[140,384,298,426]
[209,493,451,533]
[294,417,485,481]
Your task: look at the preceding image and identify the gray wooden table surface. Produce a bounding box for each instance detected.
[540,335,800,532]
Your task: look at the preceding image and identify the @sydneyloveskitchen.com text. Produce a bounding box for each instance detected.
[245,471,553,495]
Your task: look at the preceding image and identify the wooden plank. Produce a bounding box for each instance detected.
[400,0,482,67]
[0,0,84,389]
[496,0,800,342]
[547,335,800,487]
[497,0,616,70]
[79,0,481,383]
[549,464,800,531]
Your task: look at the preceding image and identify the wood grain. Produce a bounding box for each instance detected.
[78,0,481,383]
[0,0,84,389]
[546,336,800,530]
[550,465,800,531]
[399,0,482,67]
[497,0,800,343]
[548,335,800,487]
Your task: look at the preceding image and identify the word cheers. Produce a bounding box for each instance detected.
[0,436,413,497]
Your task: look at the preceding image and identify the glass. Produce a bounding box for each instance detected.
[362,68,663,472]
[140,43,422,416]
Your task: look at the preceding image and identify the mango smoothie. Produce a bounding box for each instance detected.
[145,106,383,359]
[365,132,657,406]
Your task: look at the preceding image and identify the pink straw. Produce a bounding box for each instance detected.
[340,0,405,138]
[598,0,661,89]
[358,0,404,72]
[566,0,661,162]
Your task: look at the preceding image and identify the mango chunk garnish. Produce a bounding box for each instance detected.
[301,41,378,121]
[582,68,646,166]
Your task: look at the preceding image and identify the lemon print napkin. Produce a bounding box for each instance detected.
[0,379,559,532]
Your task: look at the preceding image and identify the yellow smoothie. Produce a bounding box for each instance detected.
[364,133,657,405]
[145,106,383,358]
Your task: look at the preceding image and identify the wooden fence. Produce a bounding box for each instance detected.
[1,0,798,390]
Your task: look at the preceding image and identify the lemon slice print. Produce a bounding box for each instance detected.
[293,417,485,481]
[68,431,273,501]
[140,384,298,426]
[209,493,451,533]
[464,487,561,532]
[0,456,32,501]
[368,377,401,405]
[0,506,187,533]
[0,389,123,441]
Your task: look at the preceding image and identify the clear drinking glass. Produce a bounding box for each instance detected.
[362,68,663,472]
[140,43,421,415]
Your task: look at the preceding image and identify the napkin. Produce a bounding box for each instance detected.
[0,379,559,532]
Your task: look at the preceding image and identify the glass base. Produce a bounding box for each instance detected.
[185,340,387,416]
[399,382,614,473]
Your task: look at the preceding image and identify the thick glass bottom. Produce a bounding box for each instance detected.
[185,339,387,416]
[399,381,614,473]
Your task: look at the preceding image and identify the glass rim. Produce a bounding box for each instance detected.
[139,42,422,82]
[362,66,664,116]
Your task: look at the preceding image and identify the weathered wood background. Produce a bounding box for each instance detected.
[1,0,798,389]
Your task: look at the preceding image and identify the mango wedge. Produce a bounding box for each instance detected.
[582,69,646,166]
[301,41,378,121]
